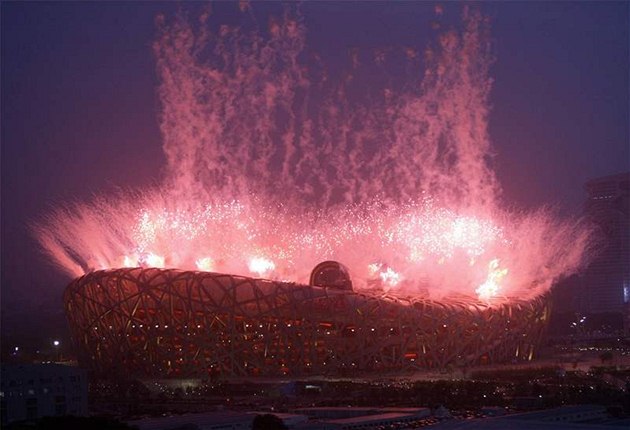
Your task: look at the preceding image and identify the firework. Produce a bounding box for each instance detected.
[35,5,591,305]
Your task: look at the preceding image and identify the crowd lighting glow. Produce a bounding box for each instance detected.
[122,255,136,268]
[248,257,276,278]
[195,257,214,272]
[34,5,592,305]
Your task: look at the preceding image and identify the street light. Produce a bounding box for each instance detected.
[52,340,61,361]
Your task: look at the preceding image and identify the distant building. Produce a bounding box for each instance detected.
[582,172,630,314]
[0,363,88,425]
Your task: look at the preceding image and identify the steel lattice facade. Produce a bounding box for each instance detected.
[64,268,551,379]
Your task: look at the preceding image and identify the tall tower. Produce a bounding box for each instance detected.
[582,172,630,316]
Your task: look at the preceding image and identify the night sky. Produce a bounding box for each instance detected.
[1,2,628,349]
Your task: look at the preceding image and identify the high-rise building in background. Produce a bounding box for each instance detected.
[550,172,629,336]
[582,172,630,315]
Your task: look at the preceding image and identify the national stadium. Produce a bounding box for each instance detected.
[64,262,550,379]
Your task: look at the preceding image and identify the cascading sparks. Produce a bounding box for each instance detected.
[33,4,592,304]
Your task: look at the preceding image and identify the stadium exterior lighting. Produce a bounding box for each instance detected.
[64,267,551,380]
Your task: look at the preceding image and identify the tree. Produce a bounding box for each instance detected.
[252,414,287,430]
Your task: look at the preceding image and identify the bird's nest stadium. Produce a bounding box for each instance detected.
[64,264,550,379]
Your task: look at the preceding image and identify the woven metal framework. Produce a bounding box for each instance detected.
[64,268,550,379]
